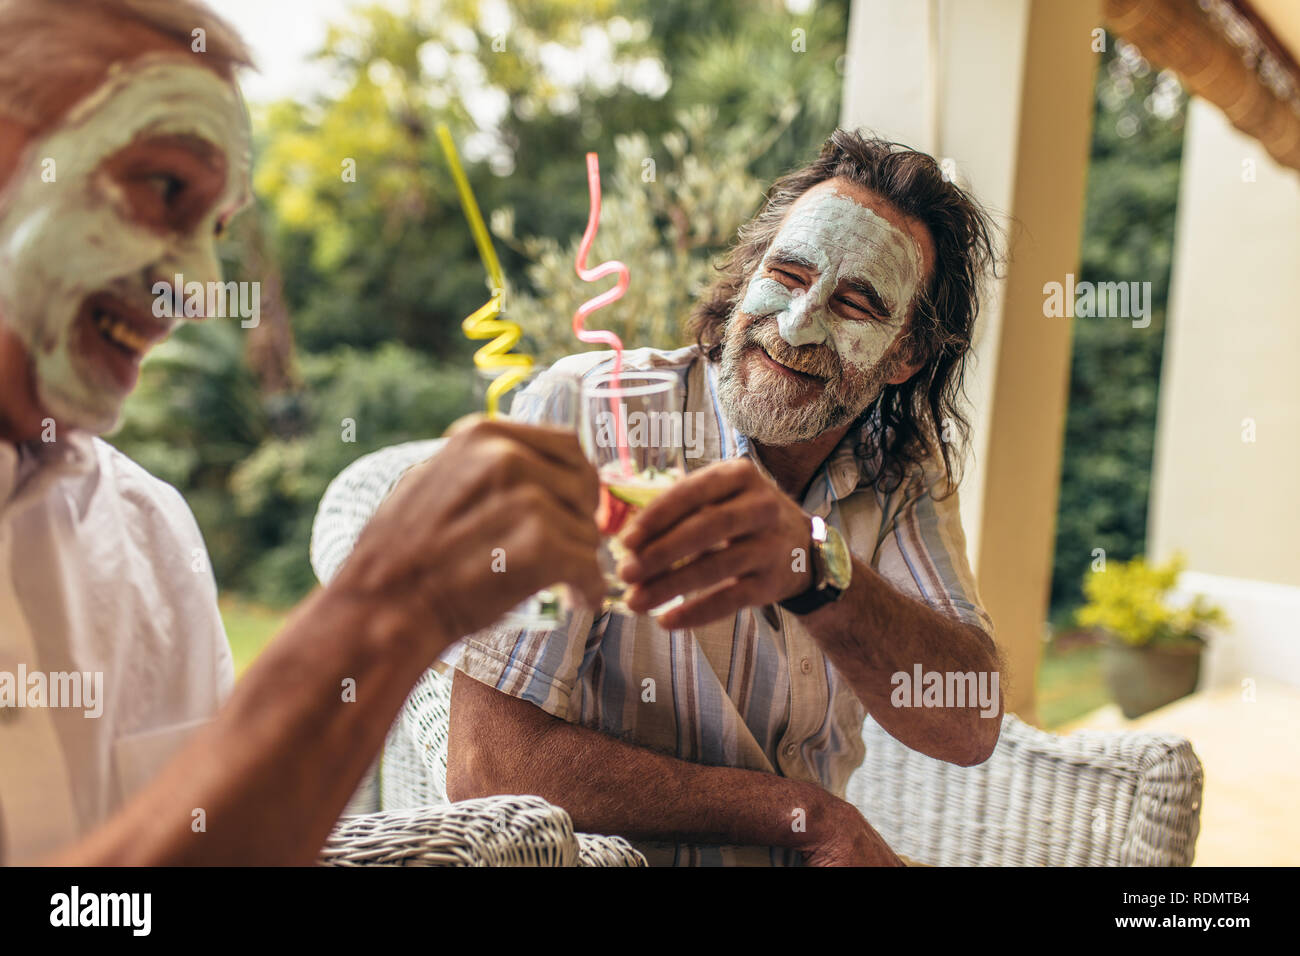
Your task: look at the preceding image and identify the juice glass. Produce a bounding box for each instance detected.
[580,370,686,611]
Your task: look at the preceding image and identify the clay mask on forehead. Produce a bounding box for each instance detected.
[739,187,923,373]
[0,55,251,433]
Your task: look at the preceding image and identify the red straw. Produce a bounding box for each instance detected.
[573,152,632,476]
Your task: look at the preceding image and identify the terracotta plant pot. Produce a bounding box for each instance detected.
[1102,638,1203,719]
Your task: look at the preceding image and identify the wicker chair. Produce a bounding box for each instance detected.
[322,796,580,866]
[319,686,643,866]
[848,714,1203,865]
[313,443,1205,867]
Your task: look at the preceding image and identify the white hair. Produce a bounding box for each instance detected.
[0,0,254,130]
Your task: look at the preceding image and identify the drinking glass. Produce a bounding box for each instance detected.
[579,370,687,612]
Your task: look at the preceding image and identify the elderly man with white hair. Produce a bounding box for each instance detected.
[0,0,604,864]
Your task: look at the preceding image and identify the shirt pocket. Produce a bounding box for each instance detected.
[112,717,210,806]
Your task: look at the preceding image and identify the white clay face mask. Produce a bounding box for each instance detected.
[0,55,251,433]
[738,185,923,375]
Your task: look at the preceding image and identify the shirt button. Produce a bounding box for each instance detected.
[799,657,812,674]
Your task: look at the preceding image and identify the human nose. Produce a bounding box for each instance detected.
[776,288,830,347]
[153,235,223,320]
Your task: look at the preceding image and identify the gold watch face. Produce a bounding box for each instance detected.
[819,524,853,591]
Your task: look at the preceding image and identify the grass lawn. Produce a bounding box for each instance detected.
[220,596,289,676]
[1037,637,1110,730]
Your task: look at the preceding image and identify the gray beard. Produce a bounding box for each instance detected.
[715,336,889,447]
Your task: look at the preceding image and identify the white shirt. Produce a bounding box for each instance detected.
[0,432,232,863]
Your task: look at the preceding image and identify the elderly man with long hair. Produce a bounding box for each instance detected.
[336,130,1007,865]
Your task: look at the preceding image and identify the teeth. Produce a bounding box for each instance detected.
[94,311,150,353]
[763,347,816,377]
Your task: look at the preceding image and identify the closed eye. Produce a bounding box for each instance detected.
[835,294,878,319]
[771,267,806,289]
[840,279,892,320]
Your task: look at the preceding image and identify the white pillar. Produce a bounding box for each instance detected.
[1150,97,1300,693]
[842,0,1103,722]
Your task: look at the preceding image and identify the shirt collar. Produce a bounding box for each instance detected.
[824,428,866,502]
[0,430,97,513]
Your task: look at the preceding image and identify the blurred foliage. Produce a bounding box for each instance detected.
[116,321,473,604]
[1050,35,1188,619]
[1075,554,1227,648]
[251,0,848,357]
[109,0,849,605]
[495,108,770,361]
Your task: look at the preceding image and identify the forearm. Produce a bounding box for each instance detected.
[804,557,1003,765]
[447,671,833,850]
[50,582,449,866]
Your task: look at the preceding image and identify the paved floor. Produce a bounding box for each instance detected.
[1061,681,1300,866]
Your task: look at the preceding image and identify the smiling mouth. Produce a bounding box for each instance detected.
[83,293,170,357]
[72,292,175,392]
[94,310,152,353]
[754,344,829,384]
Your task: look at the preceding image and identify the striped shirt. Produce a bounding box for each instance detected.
[453,345,994,866]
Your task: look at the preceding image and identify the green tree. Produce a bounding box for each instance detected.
[494,109,771,361]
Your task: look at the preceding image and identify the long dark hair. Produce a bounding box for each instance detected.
[688,128,1001,497]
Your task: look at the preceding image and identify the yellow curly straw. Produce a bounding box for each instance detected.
[436,124,533,417]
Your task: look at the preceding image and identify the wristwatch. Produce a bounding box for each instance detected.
[779,514,852,615]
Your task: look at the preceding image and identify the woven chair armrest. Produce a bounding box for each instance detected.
[309,439,445,586]
[319,795,580,866]
[576,832,648,867]
[845,713,1203,866]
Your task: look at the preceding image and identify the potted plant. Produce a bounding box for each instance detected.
[1075,553,1227,719]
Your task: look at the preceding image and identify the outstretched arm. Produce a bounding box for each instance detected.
[48,420,605,865]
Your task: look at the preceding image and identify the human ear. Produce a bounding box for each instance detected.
[885,358,923,386]
[883,331,925,385]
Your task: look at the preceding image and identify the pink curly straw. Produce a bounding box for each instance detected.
[573,152,632,477]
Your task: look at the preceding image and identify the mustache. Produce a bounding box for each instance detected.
[744,323,840,380]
